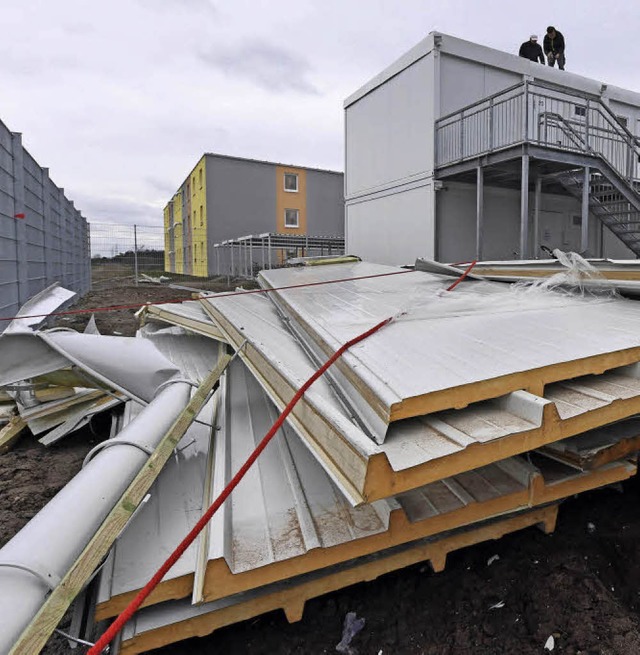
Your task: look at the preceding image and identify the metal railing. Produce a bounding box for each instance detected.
[436,80,640,185]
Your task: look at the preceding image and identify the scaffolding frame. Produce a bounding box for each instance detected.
[212,232,345,278]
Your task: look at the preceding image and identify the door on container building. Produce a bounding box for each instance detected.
[537,210,581,255]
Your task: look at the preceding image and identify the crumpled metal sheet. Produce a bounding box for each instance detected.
[3,283,76,334]
[0,330,183,404]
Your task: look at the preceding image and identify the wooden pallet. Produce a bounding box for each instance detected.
[118,505,559,655]
[96,457,635,619]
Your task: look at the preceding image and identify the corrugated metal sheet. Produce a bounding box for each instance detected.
[137,324,220,383]
[96,396,214,608]
[203,357,389,575]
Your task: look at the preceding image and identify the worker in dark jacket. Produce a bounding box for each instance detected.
[519,35,545,63]
[543,26,565,70]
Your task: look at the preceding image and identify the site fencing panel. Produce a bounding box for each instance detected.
[90,223,165,284]
[0,120,90,324]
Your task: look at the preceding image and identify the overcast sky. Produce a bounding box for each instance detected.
[2,0,639,227]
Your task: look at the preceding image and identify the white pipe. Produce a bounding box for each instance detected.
[0,381,192,653]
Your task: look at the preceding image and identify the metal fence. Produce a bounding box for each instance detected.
[90,222,166,284]
[436,80,640,183]
[0,119,90,323]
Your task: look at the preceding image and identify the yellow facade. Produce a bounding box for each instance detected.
[189,156,208,277]
[173,191,184,274]
[163,205,171,271]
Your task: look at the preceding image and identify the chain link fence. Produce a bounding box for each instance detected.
[90,222,166,285]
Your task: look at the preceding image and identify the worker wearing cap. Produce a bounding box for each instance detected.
[544,26,566,69]
[518,35,545,64]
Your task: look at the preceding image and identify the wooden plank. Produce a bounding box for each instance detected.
[118,505,559,655]
[0,416,27,454]
[96,457,635,618]
[9,353,232,655]
[33,386,76,403]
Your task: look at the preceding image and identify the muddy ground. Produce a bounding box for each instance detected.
[3,281,640,654]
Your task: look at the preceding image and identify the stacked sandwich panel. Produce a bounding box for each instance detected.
[94,261,640,654]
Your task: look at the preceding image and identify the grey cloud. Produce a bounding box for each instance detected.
[74,193,162,227]
[0,49,80,77]
[137,0,216,14]
[198,40,319,95]
[144,176,177,196]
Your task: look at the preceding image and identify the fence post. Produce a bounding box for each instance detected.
[488,98,494,151]
[522,80,529,142]
[133,224,139,286]
[11,133,28,305]
[585,99,590,151]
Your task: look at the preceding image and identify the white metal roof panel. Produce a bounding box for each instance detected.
[258,262,640,426]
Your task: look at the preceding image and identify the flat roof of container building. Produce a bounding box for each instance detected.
[345,31,640,108]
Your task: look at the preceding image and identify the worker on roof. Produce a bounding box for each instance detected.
[544,26,566,70]
[519,35,545,64]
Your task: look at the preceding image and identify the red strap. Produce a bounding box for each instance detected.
[86,262,475,654]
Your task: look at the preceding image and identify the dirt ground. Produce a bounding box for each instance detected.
[3,281,640,654]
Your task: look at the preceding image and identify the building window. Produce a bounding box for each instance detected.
[284,173,298,192]
[200,205,203,227]
[284,208,299,228]
[199,169,203,188]
[572,215,582,226]
[617,115,629,128]
[574,105,586,117]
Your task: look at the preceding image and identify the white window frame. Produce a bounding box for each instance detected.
[284,208,299,228]
[284,173,299,193]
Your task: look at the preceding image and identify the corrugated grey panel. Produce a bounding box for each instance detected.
[97,397,214,603]
[0,127,89,325]
[96,328,220,604]
[206,358,389,575]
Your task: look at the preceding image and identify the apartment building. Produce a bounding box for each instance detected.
[164,154,344,277]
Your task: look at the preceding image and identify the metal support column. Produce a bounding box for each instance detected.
[133,224,139,286]
[533,176,541,258]
[268,234,272,269]
[476,165,484,260]
[581,166,590,254]
[520,154,530,260]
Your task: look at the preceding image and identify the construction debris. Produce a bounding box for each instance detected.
[3,256,640,654]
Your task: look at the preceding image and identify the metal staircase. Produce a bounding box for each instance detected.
[554,169,640,255]
[435,80,640,256]
[542,105,640,255]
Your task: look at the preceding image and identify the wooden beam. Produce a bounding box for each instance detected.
[0,416,27,455]
[9,353,232,655]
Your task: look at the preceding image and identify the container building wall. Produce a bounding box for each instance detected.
[345,32,640,265]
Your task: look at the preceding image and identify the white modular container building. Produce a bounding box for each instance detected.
[345,32,640,264]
